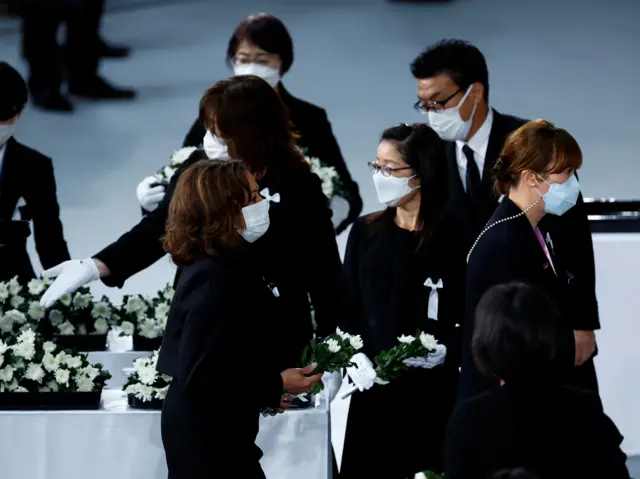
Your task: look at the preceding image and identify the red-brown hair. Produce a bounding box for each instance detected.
[493,119,582,195]
[163,160,251,266]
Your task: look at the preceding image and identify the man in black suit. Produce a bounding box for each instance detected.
[409,39,599,397]
[0,62,71,281]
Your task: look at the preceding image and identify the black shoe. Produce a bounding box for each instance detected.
[31,90,74,113]
[99,40,131,59]
[69,77,136,100]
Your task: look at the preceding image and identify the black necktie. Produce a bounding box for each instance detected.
[463,145,481,200]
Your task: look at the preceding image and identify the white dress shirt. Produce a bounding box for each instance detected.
[0,143,6,175]
[455,108,494,191]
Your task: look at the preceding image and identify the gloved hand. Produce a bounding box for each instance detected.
[403,344,447,369]
[136,176,166,212]
[39,259,101,308]
[346,353,377,392]
[320,371,343,403]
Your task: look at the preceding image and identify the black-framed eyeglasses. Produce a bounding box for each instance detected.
[413,88,462,114]
[368,162,413,177]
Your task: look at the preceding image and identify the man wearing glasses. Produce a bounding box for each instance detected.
[410,39,600,400]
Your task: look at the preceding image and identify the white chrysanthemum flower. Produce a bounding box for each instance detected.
[59,293,72,307]
[170,146,198,166]
[77,324,87,335]
[415,473,427,479]
[120,320,135,336]
[14,386,28,393]
[4,309,27,325]
[57,320,75,336]
[55,351,70,363]
[79,366,100,382]
[91,301,111,320]
[155,385,169,400]
[43,341,56,354]
[5,379,19,391]
[48,309,64,325]
[7,277,22,296]
[74,376,94,392]
[28,301,46,321]
[18,328,36,344]
[336,327,350,340]
[12,340,35,361]
[156,315,167,329]
[42,353,60,372]
[125,296,147,314]
[139,319,159,338]
[93,318,110,334]
[164,289,174,301]
[9,295,24,309]
[154,303,170,320]
[47,380,59,392]
[0,355,4,369]
[54,368,70,385]
[419,332,438,351]
[0,338,8,355]
[0,282,9,302]
[349,335,364,351]
[0,315,12,334]
[325,338,341,353]
[27,278,47,296]
[39,386,51,392]
[65,356,83,369]
[137,365,157,386]
[72,293,92,310]
[25,363,45,383]
[0,365,15,382]
[398,334,415,344]
[162,166,175,181]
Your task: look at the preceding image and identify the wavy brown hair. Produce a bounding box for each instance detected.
[163,160,251,266]
[198,75,306,179]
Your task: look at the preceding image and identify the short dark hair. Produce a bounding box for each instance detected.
[490,468,541,479]
[0,62,28,121]
[163,160,251,266]
[226,13,294,75]
[472,282,562,382]
[199,75,305,177]
[410,39,489,101]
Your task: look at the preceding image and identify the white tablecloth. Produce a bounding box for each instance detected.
[0,390,331,479]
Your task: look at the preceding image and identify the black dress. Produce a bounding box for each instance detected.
[458,197,598,402]
[444,379,629,479]
[339,213,466,479]
[95,150,342,366]
[157,255,284,479]
[182,85,362,233]
[0,138,70,282]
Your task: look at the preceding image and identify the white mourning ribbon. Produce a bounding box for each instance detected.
[424,278,443,320]
[260,188,280,204]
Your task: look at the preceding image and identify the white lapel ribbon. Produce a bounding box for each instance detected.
[424,278,443,320]
[12,197,26,220]
[260,188,281,204]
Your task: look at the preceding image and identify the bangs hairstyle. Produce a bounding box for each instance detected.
[199,76,304,177]
[368,123,449,251]
[226,13,294,75]
[493,119,583,195]
[163,160,251,267]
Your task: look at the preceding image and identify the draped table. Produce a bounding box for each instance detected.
[0,390,332,479]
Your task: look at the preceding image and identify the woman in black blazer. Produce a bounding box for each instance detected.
[40,76,342,368]
[445,282,629,479]
[458,119,599,402]
[177,13,362,234]
[158,159,321,479]
[339,124,465,478]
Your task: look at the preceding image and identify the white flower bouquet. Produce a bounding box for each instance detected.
[154,147,198,184]
[374,331,440,382]
[123,350,170,409]
[118,284,174,350]
[0,329,111,409]
[305,156,344,199]
[413,471,444,479]
[0,277,50,336]
[301,327,363,395]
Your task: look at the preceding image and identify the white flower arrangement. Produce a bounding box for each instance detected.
[0,329,111,392]
[0,277,51,336]
[123,350,170,402]
[305,156,344,199]
[154,147,198,184]
[374,331,440,382]
[118,284,174,340]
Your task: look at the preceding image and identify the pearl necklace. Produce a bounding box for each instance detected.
[466,198,541,264]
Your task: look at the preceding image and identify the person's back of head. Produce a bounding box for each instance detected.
[472,281,562,383]
[0,62,28,129]
[490,468,541,479]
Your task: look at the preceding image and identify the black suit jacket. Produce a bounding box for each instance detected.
[448,110,599,331]
[0,138,70,281]
[445,380,629,479]
[183,84,363,233]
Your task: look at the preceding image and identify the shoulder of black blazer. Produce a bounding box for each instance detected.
[4,138,53,174]
[1,138,54,206]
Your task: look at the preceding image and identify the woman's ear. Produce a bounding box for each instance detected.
[521,170,541,188]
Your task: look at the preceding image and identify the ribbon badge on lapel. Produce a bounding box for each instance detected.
[545,232,555,256]
[424,278,443,320]
[260,188,281,206]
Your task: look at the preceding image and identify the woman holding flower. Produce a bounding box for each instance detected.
[339,124,466,478]
[159,159,322,479]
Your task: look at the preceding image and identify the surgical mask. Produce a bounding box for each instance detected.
[425,85,476,141]
[203,130,229,160]
[233,63,281,87]
[536,174,580,216]
[372,171,420,207]
[238,199,270,243]
[0,124,14,147]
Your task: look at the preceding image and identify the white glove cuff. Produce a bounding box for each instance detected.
[82,258,101,282]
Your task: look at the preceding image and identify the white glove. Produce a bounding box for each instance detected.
[403,344,447,369]
[39,259,100,308]
[320,371,343,403]
[136,176,166,212]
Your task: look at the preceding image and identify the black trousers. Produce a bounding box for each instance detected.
[19,0,99,92]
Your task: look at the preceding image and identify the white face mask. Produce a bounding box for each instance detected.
[372,171,420,207]
[233,63,281,87]
[203,130,229,160]
[238,199,270,243]
[424,85,476,141]
[0,124,15,147]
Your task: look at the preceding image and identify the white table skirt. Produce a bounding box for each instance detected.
[0,390,331,479]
